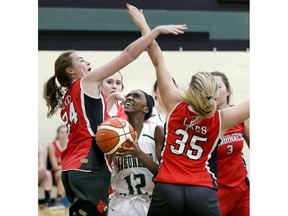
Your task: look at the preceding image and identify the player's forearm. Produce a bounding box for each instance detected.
[106,95,117,112]
[139,23,151,35]
[123,27,160,61]
[137,152,159,175]
[137,20,164,67]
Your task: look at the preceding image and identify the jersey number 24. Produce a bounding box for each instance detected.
[62,102,79,133]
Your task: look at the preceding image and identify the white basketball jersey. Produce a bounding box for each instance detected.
[111,123,158,196]
[145,107,164,126]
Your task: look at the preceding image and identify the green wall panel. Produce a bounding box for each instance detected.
[39,8,249,40]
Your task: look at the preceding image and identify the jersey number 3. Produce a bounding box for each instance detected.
[171,128,207,160]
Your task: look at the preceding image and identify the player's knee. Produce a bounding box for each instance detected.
[45,170,52,179]
[38,167,46,176]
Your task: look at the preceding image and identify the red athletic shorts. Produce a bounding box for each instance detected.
[218,179,249,216]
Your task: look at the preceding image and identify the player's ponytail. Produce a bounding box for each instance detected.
[43,75,64,118]
[182,72,218,125]
[43,51,74,118]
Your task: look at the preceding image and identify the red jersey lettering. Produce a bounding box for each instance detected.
[217,122,248,187]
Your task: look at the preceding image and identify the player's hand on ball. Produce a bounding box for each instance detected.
[116,135,143,158]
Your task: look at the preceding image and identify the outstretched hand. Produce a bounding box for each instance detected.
[107,92,126,102]
[127,3,187,35]
[126,3,148,30]
[155,24,187,35]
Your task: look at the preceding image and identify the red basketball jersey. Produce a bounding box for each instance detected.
[51,140,64,166]
[217,122,248,187]
[154,101,221,189]
[60,78,110,172]
[106,103,127,120]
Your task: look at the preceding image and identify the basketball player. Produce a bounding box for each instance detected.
[43,23,187,216]
[126,4,249,216]
[47,125,68,208]
[100,71,127,196]
[108,89,164,216]
[38,144,55,209]
[211,71,250,216]
[101,71,127,119]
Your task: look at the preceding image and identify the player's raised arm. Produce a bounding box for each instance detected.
[220,100,250,135]
[126,3,187,114]
[83,24,188,88]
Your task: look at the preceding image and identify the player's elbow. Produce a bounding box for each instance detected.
[124,46,142,62]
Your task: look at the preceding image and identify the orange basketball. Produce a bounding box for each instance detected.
[95,117,136,156]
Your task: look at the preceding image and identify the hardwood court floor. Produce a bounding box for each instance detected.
[38,205,69,216]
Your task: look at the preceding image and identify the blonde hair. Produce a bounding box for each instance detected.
[100,70,125,95]
[182,72,218,125]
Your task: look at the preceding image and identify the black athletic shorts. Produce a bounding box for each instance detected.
[62,170,111,216]
[148,182,221,216]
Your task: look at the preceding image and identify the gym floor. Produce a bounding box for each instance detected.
[38,204,69,216]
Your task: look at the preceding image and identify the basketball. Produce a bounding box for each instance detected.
[95,117,136,156]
